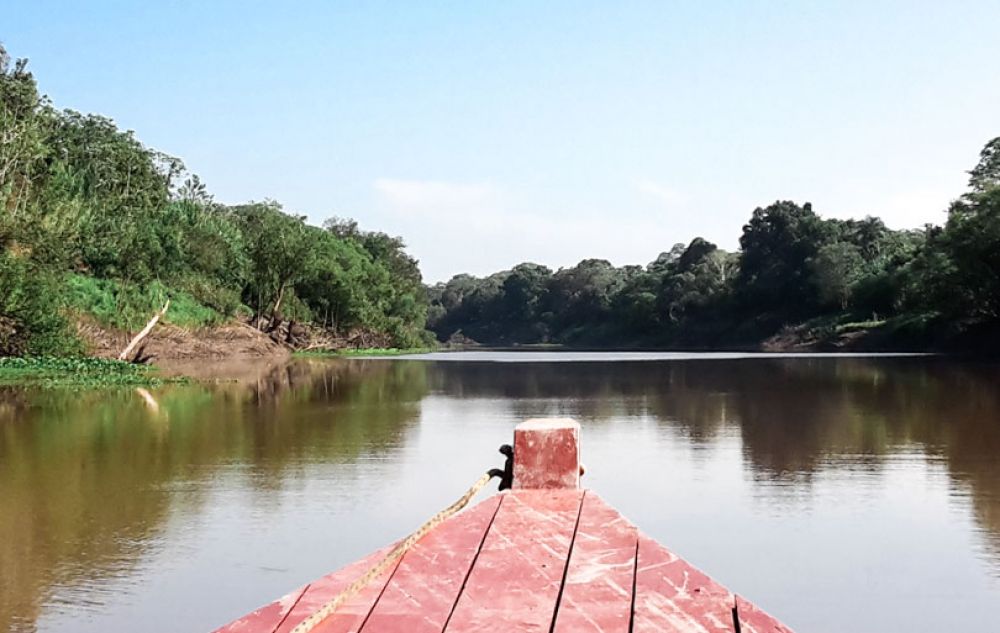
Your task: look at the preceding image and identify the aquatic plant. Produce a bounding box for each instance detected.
[0,357,187,387]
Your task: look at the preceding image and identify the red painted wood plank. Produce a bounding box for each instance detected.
[272,545,401,633]
[212,547,392,633]
[212,584,309,633]
[445,489,585,632]
[632,533,736,633]
[552,492,637,633]
[359,495,504,633]
[735,594,795,633]
[513,419,581,489]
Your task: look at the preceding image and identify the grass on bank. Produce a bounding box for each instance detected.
[65,275,226,330]
[0,357,187,387]
[295,347,438,357]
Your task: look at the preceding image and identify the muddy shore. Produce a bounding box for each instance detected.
[77,319,290,365]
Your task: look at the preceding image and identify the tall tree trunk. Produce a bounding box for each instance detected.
[268,282,287,331]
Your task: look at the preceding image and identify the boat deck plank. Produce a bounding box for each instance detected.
[551,492,637,633]
[213,420,796,633]
[271,545,400,633]
[632,533,737,633]
[212,584,309,633]
[359,495,504,633]
[735,594,796,633]
[214,492,794,633]
[443,489,585,632]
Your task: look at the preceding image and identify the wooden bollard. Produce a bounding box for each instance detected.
[512,418,581,490]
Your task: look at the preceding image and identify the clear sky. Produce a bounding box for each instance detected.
[7,1,1000,281]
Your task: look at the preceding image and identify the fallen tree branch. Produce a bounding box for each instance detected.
[118,300,170,362]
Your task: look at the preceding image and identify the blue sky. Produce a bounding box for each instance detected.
[8,1,1000,281]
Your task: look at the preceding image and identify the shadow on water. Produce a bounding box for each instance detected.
[0,359,427,632]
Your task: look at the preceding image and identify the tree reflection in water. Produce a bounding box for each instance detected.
[0,359,426,632]
[423,357,1000,562]
[1,355,998,632]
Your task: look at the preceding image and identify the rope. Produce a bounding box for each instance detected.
[289,470,498,633]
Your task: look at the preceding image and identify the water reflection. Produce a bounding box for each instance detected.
[0,359,427,632]
[423,357,1000,559]
[1,355,998,632]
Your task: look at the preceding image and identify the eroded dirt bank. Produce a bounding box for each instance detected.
[78,319,290,364]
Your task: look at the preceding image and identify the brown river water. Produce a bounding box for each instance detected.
[1,352,999,632]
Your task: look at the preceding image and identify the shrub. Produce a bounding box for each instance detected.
[0,252,79,355]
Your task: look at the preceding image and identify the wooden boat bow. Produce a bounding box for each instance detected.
[213,418,793,632]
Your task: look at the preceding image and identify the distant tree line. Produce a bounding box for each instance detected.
[0,45,429,355]
[429,139,1000,349]
[3,42,998,356]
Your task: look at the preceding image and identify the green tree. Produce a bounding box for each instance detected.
[233,201,317,324]
[737,201,832,315]
[322,217,428,345]
[657,239,736,326]
[812,242,865,310]
[968,137,1000,194]
[0,44,54,247]
[939,193,1000,319]
[499,263,552,341]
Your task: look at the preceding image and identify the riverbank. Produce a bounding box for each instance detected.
[455,315,1000,355]
[77,317,291,363]
[759,314,1000,354]
[76,315,443,363]
[4,311,993,380]
[294,347,438,357]
[0,357,188,387]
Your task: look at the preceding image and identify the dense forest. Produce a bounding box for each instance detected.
[2,43,999,357]
[427,141,1000,350]
[0,46,430,356]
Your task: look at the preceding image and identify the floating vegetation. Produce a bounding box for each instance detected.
[0,357,188,387]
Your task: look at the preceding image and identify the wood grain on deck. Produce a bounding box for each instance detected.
[213,490,793,633]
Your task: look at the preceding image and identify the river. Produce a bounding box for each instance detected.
[1,352,998,632]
